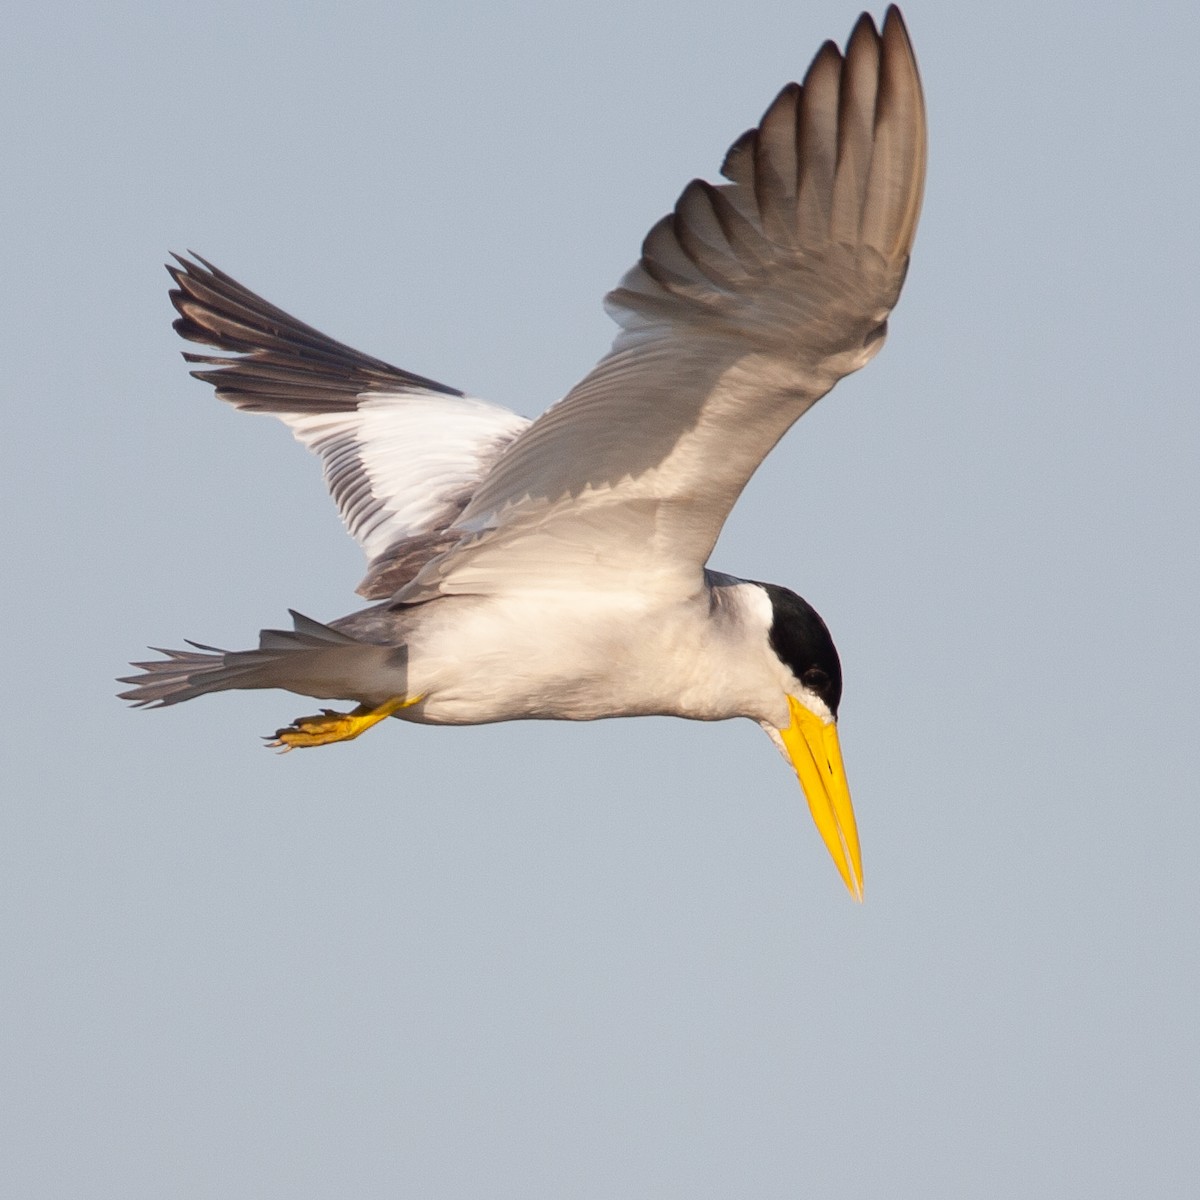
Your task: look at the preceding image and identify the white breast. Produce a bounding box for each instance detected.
[399,579,790,728]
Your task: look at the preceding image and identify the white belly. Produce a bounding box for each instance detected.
[391,585,786,728]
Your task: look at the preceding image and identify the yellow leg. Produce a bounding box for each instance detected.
[267,695,420,751]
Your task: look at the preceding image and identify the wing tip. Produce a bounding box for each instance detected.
[161,252,465,408]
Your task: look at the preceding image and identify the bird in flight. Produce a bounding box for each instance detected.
[121,6,926,900]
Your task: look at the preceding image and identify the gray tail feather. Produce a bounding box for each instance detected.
[118,610,362,708]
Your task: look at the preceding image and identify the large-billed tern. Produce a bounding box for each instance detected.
[121,6,926,900]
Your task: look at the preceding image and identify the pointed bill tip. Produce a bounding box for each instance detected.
[779,695,864,901]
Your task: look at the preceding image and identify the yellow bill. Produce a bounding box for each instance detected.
[780,694,863,901]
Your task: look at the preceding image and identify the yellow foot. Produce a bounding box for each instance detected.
[266,695,419,751]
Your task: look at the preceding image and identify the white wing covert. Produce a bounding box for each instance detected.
[398,7,925,603]
[169,255,529,598]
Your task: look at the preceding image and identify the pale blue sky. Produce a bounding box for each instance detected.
[3,1,1198,1197]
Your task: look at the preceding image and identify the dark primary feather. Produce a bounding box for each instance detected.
[608,6,925,359]
[169,253,463,411]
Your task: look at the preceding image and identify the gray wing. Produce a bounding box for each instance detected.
[169,255,529,598]
[399,7,925,602]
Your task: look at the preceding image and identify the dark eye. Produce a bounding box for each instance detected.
[802,668,829,692]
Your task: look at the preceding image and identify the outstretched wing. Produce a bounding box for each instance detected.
[169,255,529,597]
[400,7,925,602]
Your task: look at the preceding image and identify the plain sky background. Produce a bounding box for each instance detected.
[3,1,1198,1196]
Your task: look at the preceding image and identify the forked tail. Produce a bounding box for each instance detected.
[118,610,375,707]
